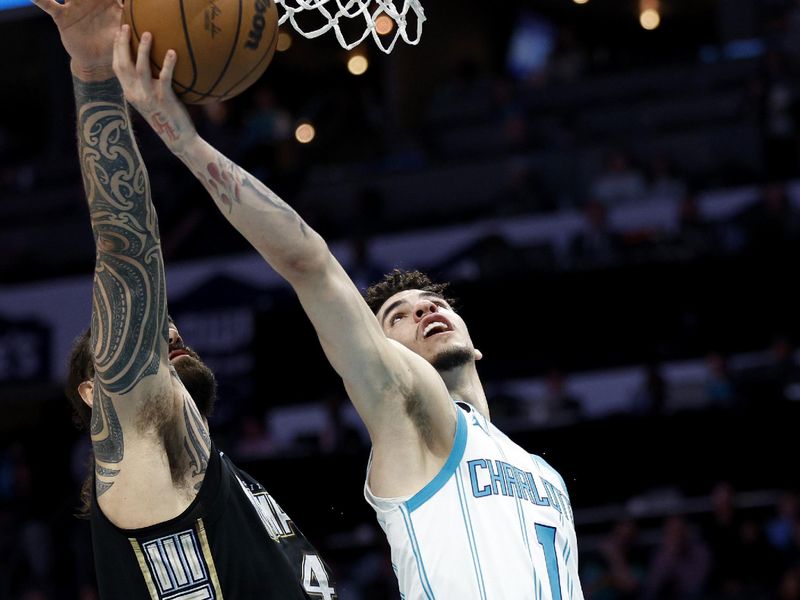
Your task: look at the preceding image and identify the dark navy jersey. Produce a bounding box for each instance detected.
[91,444,336,599]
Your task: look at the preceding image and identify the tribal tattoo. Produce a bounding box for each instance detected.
[182,397,211,486]
[90,386,124,496]
[75,77,168,396]
[74,77,169,492]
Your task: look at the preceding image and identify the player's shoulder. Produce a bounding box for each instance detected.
[531,453,570,494]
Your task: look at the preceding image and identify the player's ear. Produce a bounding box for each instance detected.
[474,349,483,361]
[78,380,94,408]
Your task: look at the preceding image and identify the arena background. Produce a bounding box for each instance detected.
[1,0,800,598]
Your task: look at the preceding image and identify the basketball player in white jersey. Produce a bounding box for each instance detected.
[111,27,584,599]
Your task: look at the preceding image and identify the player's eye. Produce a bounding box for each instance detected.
[391,313,404,325]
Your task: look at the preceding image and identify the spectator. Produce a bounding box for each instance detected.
[737,334,800,405]
[319,394,364,454]
[583,519,645,600]
[704,482,744,595]
[736,182,800,253]
[735,518,779,594]
[491,78,529,151]
[757,51,800,179]
[780,566,800,600]
[196,101,241,160]
[234,413,274,459]
[590,150,647,206]
[675,191,718,257]
[548,27,587,84]
[241,86,292,154]
[644,515,711,600]
[768,492,800,562]
[570,199,623,268]
[529,369,583,425]
[705,352,738,408]
[631,362,668,417]
[647,155,688,203]
[348,235,387,293]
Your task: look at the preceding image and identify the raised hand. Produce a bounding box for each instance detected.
[113,25,197,153]
[31,0,123,79]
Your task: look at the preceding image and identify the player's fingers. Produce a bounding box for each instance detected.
[135,31,154,80]
[159,50,177,88]
[112,24,134,79]
[30,0,61,16]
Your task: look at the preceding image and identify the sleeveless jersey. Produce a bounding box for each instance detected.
[365,402,583,600]
[91,444,336,599]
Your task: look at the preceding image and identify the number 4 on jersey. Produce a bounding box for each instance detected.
[302,554,336,599]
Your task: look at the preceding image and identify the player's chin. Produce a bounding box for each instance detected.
[429,344,474,372]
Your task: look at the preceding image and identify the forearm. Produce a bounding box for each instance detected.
[172,135,330,280]
[74,76,168,394]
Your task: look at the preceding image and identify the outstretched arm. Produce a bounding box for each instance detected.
[113,29,456,456]
[35,0,209,523]
[76,54,210,518]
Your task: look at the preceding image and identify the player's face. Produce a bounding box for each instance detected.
[168,321,217,417]
[377,290,479,370]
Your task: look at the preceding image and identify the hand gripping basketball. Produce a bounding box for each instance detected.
[113,25,197,152]
[122,0,279,104]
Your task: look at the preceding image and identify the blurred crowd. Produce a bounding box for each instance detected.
[582,484,800,600]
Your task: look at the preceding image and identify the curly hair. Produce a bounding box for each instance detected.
[364,269,456,314]
[65,327,94,519]
[66,327,93,431]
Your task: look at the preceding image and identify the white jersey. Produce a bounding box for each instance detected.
[365,402,584,600]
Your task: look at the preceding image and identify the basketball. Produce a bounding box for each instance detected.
[122,0,280,104]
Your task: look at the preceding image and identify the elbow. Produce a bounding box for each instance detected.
[275,234,332,281]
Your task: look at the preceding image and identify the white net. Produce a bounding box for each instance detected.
[275,0,426,54]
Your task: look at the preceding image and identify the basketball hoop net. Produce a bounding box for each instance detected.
[274,0,426,53]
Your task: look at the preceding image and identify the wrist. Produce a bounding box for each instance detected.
[70,61,116,82]
[171,129,202,158]
[145,109,200,155]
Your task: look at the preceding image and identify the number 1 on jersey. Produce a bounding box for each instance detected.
[534,524,562,600]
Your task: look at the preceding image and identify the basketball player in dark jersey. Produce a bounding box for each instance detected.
[34,0,336,597]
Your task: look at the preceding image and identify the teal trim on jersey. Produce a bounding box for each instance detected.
[455,468,488,600]
[405,407,467,513]
[400,505,436,600]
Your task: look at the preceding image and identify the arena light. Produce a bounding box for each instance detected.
[573,0,589,4]
[347,54,369,76]
[277,31,293,52]
[375,14,395,35]
[639,0,661,30]
[640,8,660,29]
[295,122,316,144]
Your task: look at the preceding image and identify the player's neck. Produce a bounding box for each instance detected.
[439,364,490,421]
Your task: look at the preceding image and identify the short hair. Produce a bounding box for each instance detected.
[66,327,93,431]
[364,269,456,314]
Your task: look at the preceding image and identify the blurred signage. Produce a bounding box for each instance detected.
[0,0,29,10]
[0,316,50,383]
[170,275,270,426]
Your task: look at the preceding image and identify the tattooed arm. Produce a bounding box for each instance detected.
[113,28,459,471]
[76,74,211,525]
[34,0,211,526]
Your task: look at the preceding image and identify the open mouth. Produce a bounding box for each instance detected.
[422,319,452,339]
[169,349,190,361]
